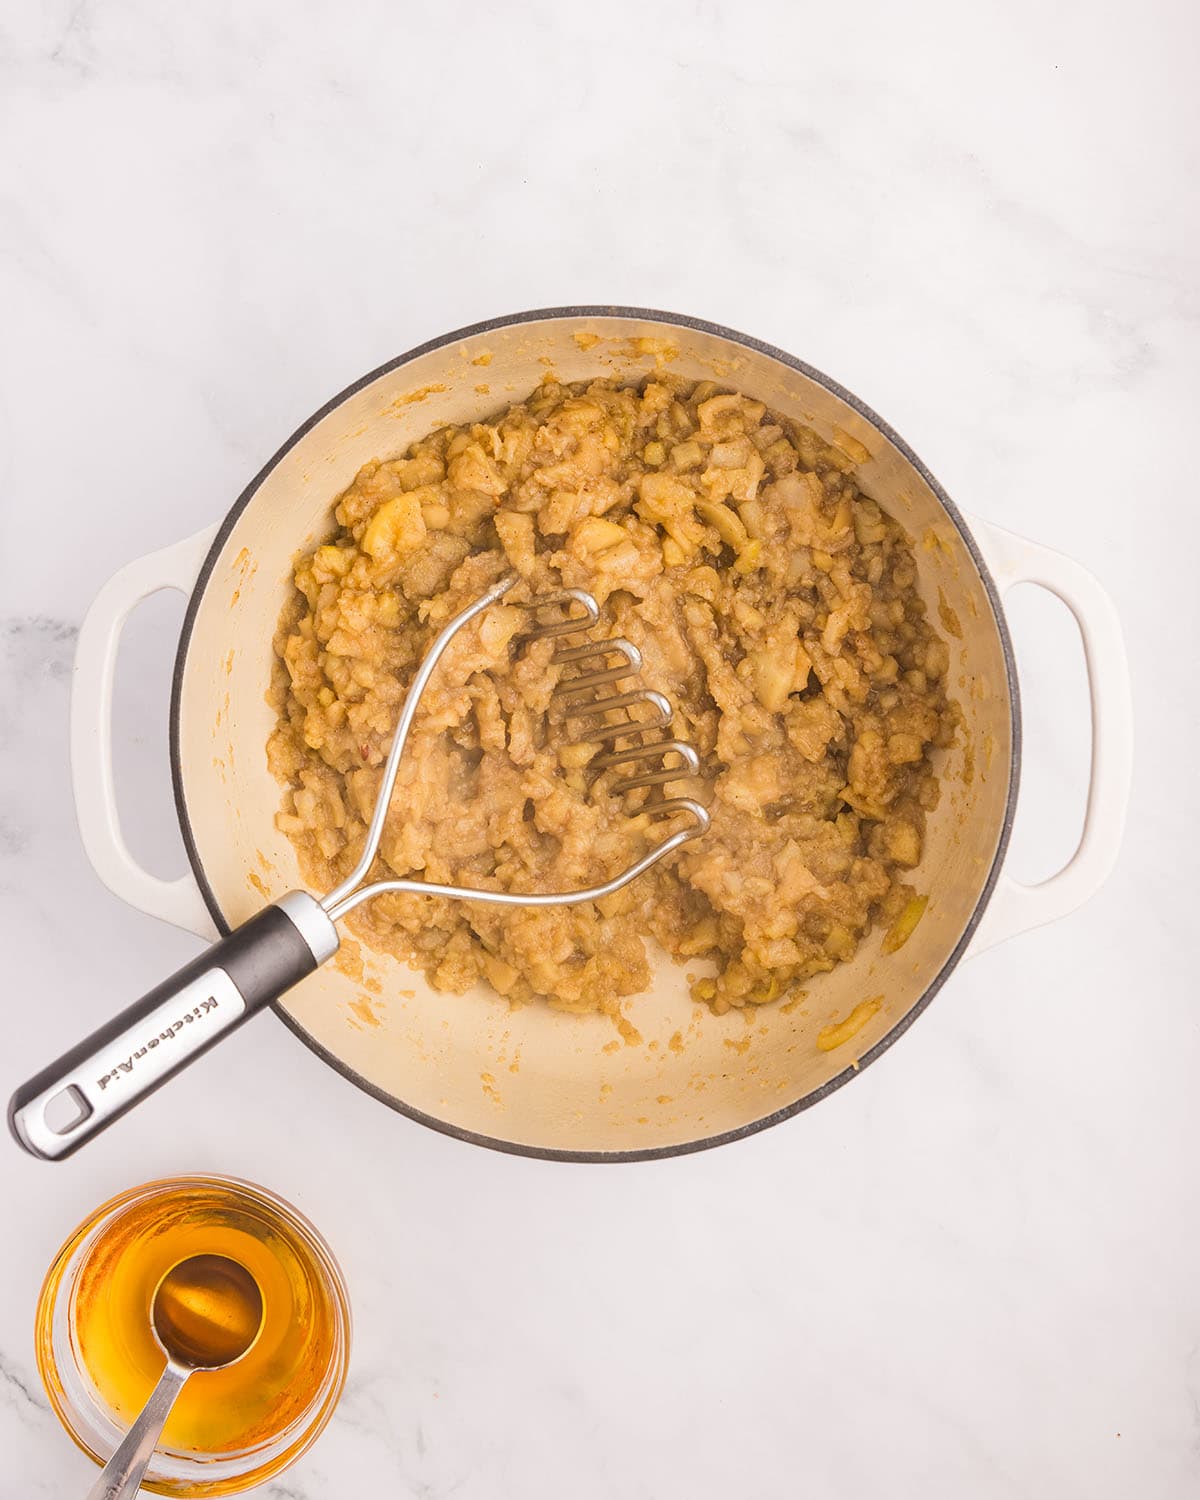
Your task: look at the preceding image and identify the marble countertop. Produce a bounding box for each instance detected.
[1,2,1195,1495]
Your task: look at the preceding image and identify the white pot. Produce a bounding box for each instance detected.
[70,309,1133,1159]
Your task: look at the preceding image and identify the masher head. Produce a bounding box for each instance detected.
[319,574,709,923]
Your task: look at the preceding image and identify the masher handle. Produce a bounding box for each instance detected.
[8,893,338,1160]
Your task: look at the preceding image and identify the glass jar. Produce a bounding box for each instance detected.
[35,1174,351,1497]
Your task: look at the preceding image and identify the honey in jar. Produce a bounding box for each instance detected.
[37,1175,350,1496]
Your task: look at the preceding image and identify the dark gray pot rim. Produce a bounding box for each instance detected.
[168,305,1021,1164]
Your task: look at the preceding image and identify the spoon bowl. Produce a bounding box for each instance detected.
[152,1254,264,1371]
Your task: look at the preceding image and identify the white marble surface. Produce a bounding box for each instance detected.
[1,1,1196,1495]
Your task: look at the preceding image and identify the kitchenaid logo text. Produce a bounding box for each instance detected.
[95,998,222,1090]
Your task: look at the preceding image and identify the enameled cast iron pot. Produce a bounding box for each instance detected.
[60,309,1133,1160]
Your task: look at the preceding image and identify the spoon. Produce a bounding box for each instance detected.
[88,1254,264,1500]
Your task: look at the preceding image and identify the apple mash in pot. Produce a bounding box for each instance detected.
[268,376,956,1016]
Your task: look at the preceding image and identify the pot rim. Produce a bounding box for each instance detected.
[169,304,1022,1163]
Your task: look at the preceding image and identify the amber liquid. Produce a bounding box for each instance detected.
[71,1180,340,1455]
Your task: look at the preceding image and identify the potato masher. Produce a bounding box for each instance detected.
[9,574,709,1160]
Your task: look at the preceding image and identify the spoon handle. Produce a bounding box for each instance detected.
[87,1358,192,1500]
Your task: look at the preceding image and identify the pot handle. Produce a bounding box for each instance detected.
[71,526,220,939]
[963,517,1133,957]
